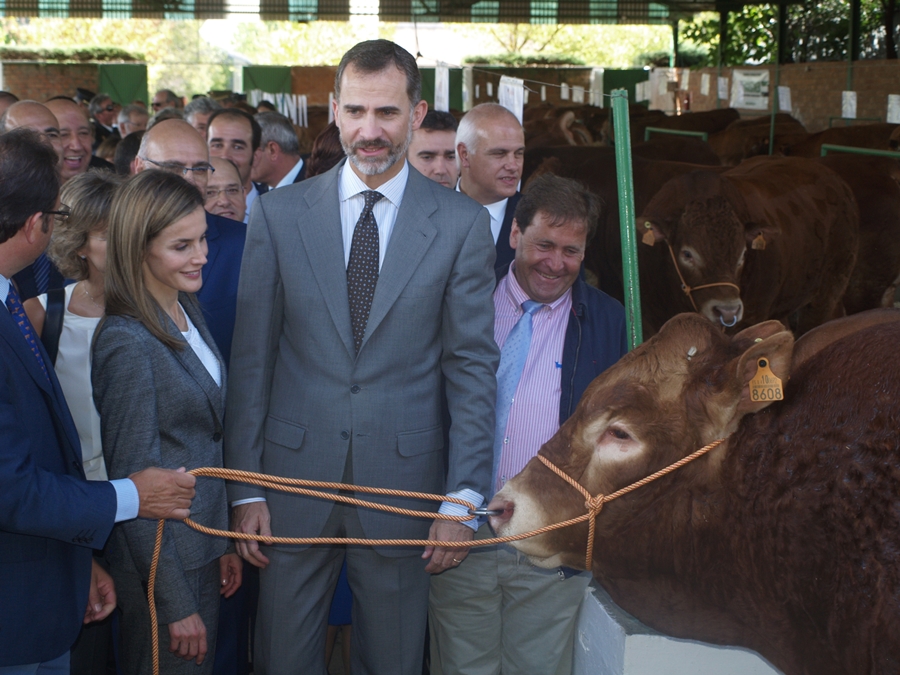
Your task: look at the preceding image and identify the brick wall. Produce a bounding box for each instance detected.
[290,66,337,106]
[665,60,900,133]
[0,62,100,101]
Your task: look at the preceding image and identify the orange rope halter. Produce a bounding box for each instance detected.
[146,438,727,674]
[666,244,741,315]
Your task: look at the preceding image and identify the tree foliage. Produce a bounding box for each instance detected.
[681,0,898,65]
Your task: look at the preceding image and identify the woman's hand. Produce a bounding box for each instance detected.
[168,612,207,664]
[219,552,243,598]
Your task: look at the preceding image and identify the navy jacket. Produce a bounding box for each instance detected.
[198,211,246,365]
[493,192,522,277]
[0,291,117,666]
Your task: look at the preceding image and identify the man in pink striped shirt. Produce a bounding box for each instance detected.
[429,174,627,675]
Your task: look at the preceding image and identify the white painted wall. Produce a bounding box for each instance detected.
[574,583,784,675]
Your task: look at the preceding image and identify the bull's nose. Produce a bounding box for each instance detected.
[714,302,743,327]
[486,498,514,529]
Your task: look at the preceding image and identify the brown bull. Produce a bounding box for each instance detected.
[638,156,859,335]
[489,311,900,675]
[787,122,899,157]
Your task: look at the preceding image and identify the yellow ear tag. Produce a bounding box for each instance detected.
[749,358,783,403]
[642,223,656,246]
[751,233,766,250]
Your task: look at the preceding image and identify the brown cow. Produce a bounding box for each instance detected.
[708,117,809,166]
[488,311,900,675]
[787,122,899,157]
[524,108,594,147]
[815,155,900,314]
[637,156,859,335]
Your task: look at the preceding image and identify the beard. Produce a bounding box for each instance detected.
[341,117,414,176]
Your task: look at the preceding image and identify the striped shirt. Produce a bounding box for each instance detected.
[494,263,572,493]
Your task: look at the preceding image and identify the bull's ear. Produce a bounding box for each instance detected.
[744,222,780,250]
[558,111,576,145]
[637,218,666,246]
[733,325,794,415]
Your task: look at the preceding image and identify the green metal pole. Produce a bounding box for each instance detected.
[611,89,643,350]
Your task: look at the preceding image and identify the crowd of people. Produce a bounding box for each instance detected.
[0,39,626,675]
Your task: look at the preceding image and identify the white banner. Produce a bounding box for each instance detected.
[434,64,450,112]
[730,69,769,110]
[842,91,858,119]
[541,85,547,102]
[717,76,729,100]
[560,83,570,101]
[486,81,493,98]
[498,76,524,124]
[888,94,900,124]
[572,85,585,104]
[680,69,690,91]
[590,68,604,107]
[778,86,792,113]
[700,73,710,96]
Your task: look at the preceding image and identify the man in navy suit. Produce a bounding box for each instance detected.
[133,119,246,363]
[456,103,525,278]
[0,128,197,674]
[252,112,308,190]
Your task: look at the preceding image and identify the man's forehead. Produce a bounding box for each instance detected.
[147,134,209,162]
[209,117,251,141]
[209,163,240,183]
[414,129,455,150]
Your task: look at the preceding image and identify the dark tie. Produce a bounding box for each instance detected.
[32,253,51,295]
[6,283,51,385]
[347,190,384,353]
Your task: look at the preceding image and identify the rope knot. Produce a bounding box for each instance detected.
[585,495,605,516]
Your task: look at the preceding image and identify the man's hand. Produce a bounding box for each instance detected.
[84,559,116,623]
[219,553,243,598]
[130,467,196,520]
[168,612,207,664]
[422,519,474,574]
[231,502,272,568]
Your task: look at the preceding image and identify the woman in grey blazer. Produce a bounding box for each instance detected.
[92,170,241,675]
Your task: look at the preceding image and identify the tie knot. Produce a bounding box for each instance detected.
[522,300,542,316]
[362,190,384,211]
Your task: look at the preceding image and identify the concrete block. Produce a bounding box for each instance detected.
[574,582,783,675]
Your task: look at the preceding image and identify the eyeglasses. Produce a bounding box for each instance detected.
[139,156,215,177]
[44,205,71,223]
[205,186,244,200]
[103,104,116,112]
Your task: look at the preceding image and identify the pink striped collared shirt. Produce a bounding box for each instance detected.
[493,264,572,493]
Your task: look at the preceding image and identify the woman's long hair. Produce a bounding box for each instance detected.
[103,169,204,350]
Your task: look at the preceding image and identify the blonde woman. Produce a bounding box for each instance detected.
[24,171,121,482]
[92,170,241,674]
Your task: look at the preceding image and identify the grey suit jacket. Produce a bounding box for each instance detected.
[224,161,499,551]
[92,295,229,623]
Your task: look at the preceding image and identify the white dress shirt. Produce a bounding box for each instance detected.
[273,157,305,189]
[455,181,508,244]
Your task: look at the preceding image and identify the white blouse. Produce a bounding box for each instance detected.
[38,284,107,481]
[180,304,221,387]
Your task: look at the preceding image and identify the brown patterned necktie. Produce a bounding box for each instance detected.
[347,190,384,353]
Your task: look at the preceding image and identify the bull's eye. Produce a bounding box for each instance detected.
[680,249,694,263]
[608,427,631,441]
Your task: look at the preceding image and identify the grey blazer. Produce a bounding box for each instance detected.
[225,161,500,551]
[92,295,229,623]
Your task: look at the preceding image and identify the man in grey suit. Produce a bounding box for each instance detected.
[224,40,499,675]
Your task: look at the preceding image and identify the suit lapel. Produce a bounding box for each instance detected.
[297,163,356,358]
[168,297,225,426]
[362,170,437,349]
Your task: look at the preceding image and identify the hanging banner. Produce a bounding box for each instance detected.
[487,81,493,97]
[717,76,729,100]
[842,91,858,119]
[778,86,792,112]
[434,64,450,112]
[560,83,570,101]
[498,76,524,124]
[680,69,690,91]
[572,85,585,103]
[541,85,547,102]
[730,69,769,110]
[590,68,604,107]
[888,94,900,124]
[700,73,710,96]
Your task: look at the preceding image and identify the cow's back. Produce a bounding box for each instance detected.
[727,320,900,673]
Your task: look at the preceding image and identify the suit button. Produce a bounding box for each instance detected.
[340,431,350,440]
[213,432,223,442]
[350,385,360,394]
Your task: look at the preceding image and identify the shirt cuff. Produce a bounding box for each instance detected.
[112,479,140,523]
[438,488,484,532]
[232,497,267,508]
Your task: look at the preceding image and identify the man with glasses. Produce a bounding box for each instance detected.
[207,108,263,224]
[205,157,246,223]
[88,94,119,151]
[151,88,183,113]
[134,119,245,363]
